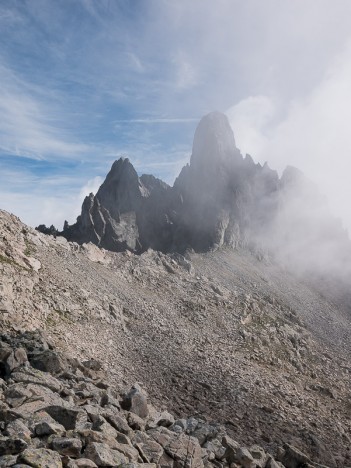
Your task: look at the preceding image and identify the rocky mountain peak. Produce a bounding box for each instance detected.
[44,111,351,272]
[2,114,350,468]
[95,157,142,216]
[280,165,304,187]
[190,111,241,170]
[103,157,137,184]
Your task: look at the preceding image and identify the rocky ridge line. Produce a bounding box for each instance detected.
[41,111,351,291]
[58,112,280,254]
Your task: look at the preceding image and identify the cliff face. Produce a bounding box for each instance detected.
[63,158,174,253]
[172,112,280,252]
[62,112,282,254]
[61,111,351,279]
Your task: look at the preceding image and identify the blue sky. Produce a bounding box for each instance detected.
[1,0,351,231]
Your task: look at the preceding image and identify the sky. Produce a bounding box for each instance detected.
[1,0,351,232]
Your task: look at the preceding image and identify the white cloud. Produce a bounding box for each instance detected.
[0,63,91,160]
[173,51,198,90]
[0,174,105,230]
[226,96,276,157]
[227,39,351,232]
[127,52,145,73]
[0,191,77,229]
[79,176,103,199]
[114,118,197,125]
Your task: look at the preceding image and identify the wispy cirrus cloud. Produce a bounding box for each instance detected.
[0,62,91,160]
[114,118,198,125]
[2,0,351,232]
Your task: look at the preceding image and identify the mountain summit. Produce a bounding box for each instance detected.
[62,112,277,253]
[190,111,241,170]
[58,111,350,277]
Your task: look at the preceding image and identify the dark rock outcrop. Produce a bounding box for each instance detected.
[45,111,350,277]
[61,112,281,254]
[63,158,174,253]
[172,112,279,251]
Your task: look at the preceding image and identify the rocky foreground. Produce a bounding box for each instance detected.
[0,330,333,468]
[0,210,351,467]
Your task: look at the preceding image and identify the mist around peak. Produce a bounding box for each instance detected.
[35,111,351,306]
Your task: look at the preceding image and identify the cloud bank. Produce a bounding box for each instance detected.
[228,39,351,231]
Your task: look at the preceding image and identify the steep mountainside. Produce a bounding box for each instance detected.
[1,210,350,467]
[2,111,351,467]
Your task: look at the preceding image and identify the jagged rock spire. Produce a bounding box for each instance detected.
[58,111,349,265]
[190,111,241,170]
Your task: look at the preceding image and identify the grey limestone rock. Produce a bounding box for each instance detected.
[83,442,126,466]
[43,405,89,431]
[51,437,83,458]
[121,385,149,419]
[0,344,28,377]
[66,459,98,467]
[0,454,19,466]
[4,420,31,442]
[148,426,204,468]
[235,446,255,468]
[29,349,68,375]
[63,158,173,253]
[10,367,62,393]
[103,412,131,435]
[0,437,27,456]
[132,430,164,464]
[18,447,63,467]
[30,411,66,437]
[278,443,313,468]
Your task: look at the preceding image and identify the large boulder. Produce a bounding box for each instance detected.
[83,442,126,466]
[148,426,204,468]
[121,385,149,419]
[0,437,27,456]
[29,350,68,375]
[278,443,312,468]
[43,406,89,431]
[18,447,63,467]
[0,343,28,377]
